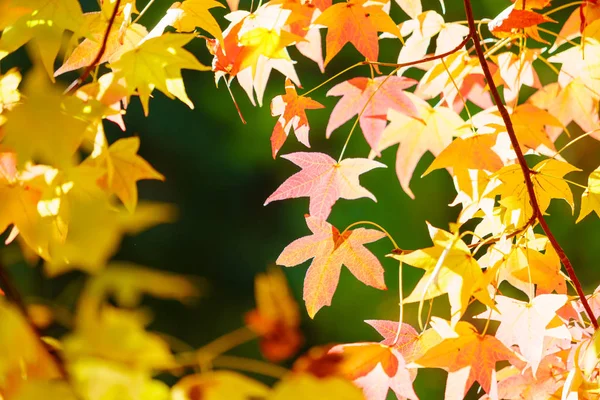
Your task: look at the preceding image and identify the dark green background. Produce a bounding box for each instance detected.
[3,0,600,398]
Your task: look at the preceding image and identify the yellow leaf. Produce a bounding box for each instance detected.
[167,0,225,43]
[0,0,85,79]
[393,223,494,323]
[578,166,600,222]
[44,200,176,275]
[85,137,165,213]
[171,371,270,400]
[270,374,364,400]
[110,33,210,116]
[2,68,104,168]
[0,298,61,396]
[12,381,77,400]
[495,159,580,227]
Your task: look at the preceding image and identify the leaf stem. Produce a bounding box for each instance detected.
[195,326,257,371]
[211,355,289,378]
[301,62,363,97]
[133,0,156,24]
[544,1,585,16]
[342,220,400,250]
[463,0,598,330]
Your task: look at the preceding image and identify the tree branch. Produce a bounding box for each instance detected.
[462,0,598,329]
[65,0,123,94]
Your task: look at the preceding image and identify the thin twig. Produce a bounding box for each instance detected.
[65,0,123,94]
[463,0,598,330]
[362,35,471,69]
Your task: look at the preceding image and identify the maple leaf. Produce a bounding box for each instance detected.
[493,354,567,400]
[393,223,494,323]
[494,159,580,226]
[326,76,418,152]
[396,0,422,19]
[414,319,515,398]
[171,371,270,400]
[84,137,165,213]
[528,80,600,142]
[2,68,103,168]
[423,133,504,177]
[551,1,600,52]
[160,0,225,44]
[314,0,400,66]
[270,79,324,158]
[328,342,418,400]
[271,374,365,400]
[473,104,560,159]
[374,92,470,198]
[245,267,303,362]
[264,152,385,220]
[276,215,386,318]
[55,13,148,76]
[109,33,209,116]
[511,246,567,295]
[209,5,302,106]
[496,49,542,105]
[394,11,469,75]
[489,5,554,36]
[0,0,84,79]
[578,166,600,222]
[366,320,442,364]
[474,294,568,375]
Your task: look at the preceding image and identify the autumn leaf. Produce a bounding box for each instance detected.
[0,0,84,79]
[0,298,62,397]
[326,76,418,152]
[414,318,515,398]
[511,245,567,295]
[271,374,365,400]
[172,371,270,400]
[494,158,580,226]
[374,92,470,198]
[270,79,324,158]
[579,166,600,222]
[393,223,495,323]
[84,137,165,213]
[245,267,303,362]
[276,215,386,318]
[365,319,442,364]
[489,5,554,36]
[2,68,103,168]
[265,152,385,220]
[396,0,422,19]
[314,0,400,66]
[55,13,148,76]
[109,32,210,116]
[474,294,568,375]
[528,80,600,142]
[160,0,225,44]
[423,133,504,177]
[328,342,418,400]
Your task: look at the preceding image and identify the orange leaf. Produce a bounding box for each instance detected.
[276,215,386,318]
[315,0,400,66]
[270,79,324,158]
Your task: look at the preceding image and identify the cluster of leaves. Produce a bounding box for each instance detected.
[3,0,600,399]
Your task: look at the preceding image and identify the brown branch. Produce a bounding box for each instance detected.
[362,35,471,69]
[462,0,598,329]
[0,262,71,378]
[65,0,123,94]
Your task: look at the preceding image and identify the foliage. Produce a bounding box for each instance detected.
[1,0,600,399]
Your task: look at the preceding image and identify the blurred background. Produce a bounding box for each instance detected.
[2,0,600,398]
